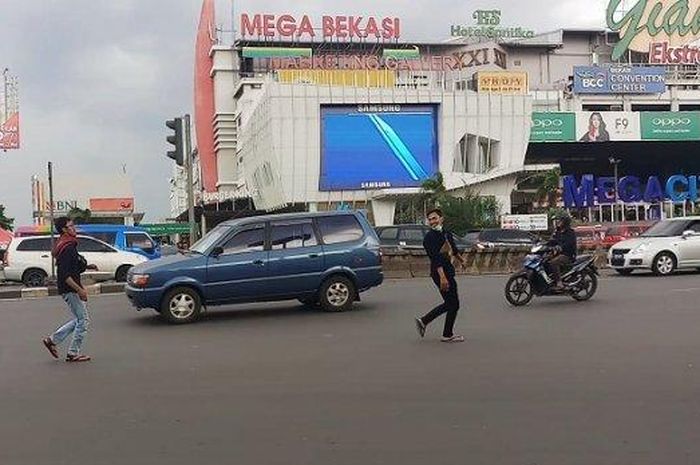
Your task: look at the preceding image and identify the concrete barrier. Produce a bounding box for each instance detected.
[381,247,609,279]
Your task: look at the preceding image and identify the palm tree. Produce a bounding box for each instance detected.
[68,207,92,224]
[535,168,561,208]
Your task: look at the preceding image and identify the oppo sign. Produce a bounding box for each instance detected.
[563,174,700,208]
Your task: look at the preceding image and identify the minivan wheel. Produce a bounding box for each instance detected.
[319,276,356,312]
[160,287,202,324]
[23,269,47,288]
[115,265,131,283]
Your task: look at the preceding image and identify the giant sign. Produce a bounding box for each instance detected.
[607,0,700,62]
[573,66,666,94]
[563,174,700,208]
[240,13,401,40]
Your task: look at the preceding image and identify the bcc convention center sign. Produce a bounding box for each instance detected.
[573,66,666,94]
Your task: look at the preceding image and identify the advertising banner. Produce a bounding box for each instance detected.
[530,112,576,142]
[0,112,19,150]
[573,66,666,94]
[89,198,134,212]
[575,111,640,142]
[641,112,700,141]
[501,214,549,231]
[320,105,438,191]
[477,71,528,94]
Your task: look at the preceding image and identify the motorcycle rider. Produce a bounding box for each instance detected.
[547,214,577,290]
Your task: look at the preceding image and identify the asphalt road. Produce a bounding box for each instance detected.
[2,272,700,465]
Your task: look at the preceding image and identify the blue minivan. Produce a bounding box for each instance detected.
[125,211,384,324]
[77,225,161,260]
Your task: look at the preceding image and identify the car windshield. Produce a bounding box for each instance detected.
[190,225,231,254]
[641,220,688,238]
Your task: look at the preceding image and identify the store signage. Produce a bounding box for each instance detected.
[477,71,528,94]
[89,198,134,212]
[573,66,665,94]
[607,0,700,61]
[43,200,78,212]
[450,9,535,39]
[530,112,576,142]
[240,14,401,40]
[267,48,507,71]
[141,223,193,236]
[501,214,549,231]
[641,112,700,140]
[564,174,700,207]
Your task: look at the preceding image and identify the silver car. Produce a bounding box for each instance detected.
[608,217,700,276]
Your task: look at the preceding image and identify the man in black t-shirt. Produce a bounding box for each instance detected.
[414,208,467,343]
[42,217,91,363]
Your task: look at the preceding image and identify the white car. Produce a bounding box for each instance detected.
[3,235,148,287]
[608,217,700,276]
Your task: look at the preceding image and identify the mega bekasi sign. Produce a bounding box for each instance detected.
[563,174,700,207]
[573,65,666,94]
[607,0,700,63]
[240,13,401,40]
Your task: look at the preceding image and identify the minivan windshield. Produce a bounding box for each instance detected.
[641,220,688,238]
[190,225,231,254]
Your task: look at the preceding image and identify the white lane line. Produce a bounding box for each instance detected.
[670,287,700,293]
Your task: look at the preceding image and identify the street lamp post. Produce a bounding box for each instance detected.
[609,157,621,222]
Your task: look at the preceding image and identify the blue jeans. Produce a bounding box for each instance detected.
[51,293,90,356]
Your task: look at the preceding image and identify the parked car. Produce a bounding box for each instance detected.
[12,224,161,260]
[462,228,539,249]
[375,224,469,252]
[3,235,148,287]
[125,211,384,324]
[601,222,654,249]
[608,217,700,276]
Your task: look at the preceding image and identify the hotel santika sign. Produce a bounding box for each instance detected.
[608,0,700,63]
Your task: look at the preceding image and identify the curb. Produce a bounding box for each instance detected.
[0,283,126,301]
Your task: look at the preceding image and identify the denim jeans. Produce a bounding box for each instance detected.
[51,292,90,356]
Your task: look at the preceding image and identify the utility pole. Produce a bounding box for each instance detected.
[609,156,621,222]
[2,68,8,124]
[48,162,56,280]
[184,114,197,242]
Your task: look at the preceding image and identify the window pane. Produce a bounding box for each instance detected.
[271,222,317,250]
[317,215,364,245]
[17,238,51,251]
[85,232,117,245]
[126,233,154,250]
[399,228,425,242]
[222,227,265,254]
[78,238,111,253]
[378,228,398,240]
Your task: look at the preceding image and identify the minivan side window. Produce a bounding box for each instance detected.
[221,227,265,255]
[378,228,398,240]
[270,221,318,250]
[17,237,52,252]
[78,238,114,253]
[86,232,117,245]
[125,233,155,252]
[399,228,425,242]
[317,215,364,244]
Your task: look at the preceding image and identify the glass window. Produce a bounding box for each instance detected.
[191,225,231,254]
[78,238,113,253]
[125,233,155,251]
[84,232,117,245]
[480,230,500,241]
[221,227,265,255]
[270,222,318,250]
[17,237,52,252]
[399,228,425,242]
[378,228,398,240]
[317,215,364,245]
[642,220,689,238]
[689,222,700,233]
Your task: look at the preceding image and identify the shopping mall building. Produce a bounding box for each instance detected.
[173,1,700,226]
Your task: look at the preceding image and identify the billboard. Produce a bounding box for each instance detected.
[0,70,19,150]
[573,66,666,94]
[320,105,438,191]
[0,112,19,150]
[89,198,134,212]
[575,111,640,142]
[477,71,528,94]
[640,112,700,141]
[530,112,576,142]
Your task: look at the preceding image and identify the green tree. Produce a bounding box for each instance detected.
[68,207,92,224]
[0,204,14,231]
[534,168,561,208]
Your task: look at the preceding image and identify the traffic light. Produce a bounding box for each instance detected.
[166,117,184,166]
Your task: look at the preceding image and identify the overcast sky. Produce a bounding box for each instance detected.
[0,0,607,225]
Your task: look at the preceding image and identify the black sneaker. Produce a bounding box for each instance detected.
[415,317,426,338]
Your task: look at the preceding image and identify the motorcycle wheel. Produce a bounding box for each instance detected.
[505,275,534,307]
[570,270,597,301]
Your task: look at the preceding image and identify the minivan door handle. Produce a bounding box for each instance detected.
[41,254,50,258]
[252,259,265,266]
[308,253,319,258]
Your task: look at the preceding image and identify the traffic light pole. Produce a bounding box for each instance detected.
[184,114,197,243]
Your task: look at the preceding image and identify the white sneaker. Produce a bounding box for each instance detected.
[440,335,465,343]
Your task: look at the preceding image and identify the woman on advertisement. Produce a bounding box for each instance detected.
[579,112,610,142]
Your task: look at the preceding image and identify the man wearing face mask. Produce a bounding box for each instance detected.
[414,208,466,343]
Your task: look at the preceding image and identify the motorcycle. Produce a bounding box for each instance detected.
[504,244,598,307]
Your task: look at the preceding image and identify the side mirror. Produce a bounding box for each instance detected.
[210,246,224,258]
[682,230,696,239]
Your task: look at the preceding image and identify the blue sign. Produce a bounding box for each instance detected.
[563,174,699,208]
[573,66,666,94]
[320,105,439,191]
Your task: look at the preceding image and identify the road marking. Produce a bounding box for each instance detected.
[670,287,700,293]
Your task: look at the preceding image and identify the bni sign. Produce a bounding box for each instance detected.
[573,66,666,94]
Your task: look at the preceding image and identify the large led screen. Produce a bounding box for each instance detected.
[320,105,439,191]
